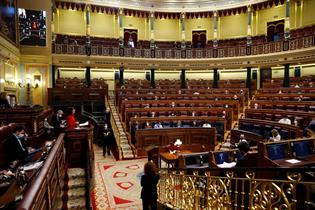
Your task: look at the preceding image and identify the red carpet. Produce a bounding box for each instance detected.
[92,159,147,210]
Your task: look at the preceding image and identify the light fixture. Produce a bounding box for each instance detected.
[17,75,40,89]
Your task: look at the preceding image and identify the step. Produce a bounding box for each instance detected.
[68,178,86,188]
[67,187,86,199]
[67,198,86,210]
[67,168,85,179]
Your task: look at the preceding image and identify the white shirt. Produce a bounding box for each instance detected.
[202,123,211,128]
[270,134,281,142]
[278,118,291,125]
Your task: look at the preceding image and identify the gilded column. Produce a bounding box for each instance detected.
[150,11,155,49]
[119,8,124,47]
[213,11,218,48]
[247,5,252,46]
[86,4,91,56]
[181,12,186,49]
[51,1,56,44]
[284,0,290,40]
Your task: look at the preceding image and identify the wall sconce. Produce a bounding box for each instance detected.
[17,75,41,89]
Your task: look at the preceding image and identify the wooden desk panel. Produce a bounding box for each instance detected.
[135,127,217,157]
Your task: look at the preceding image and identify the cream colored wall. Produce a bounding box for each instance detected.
[186,71,213,80]
[155,71,180,80]
[123,16,148,40]
[59,69,86,78]
[124,70,146,80]
[55,9,86,35]
[90,13,117,38]
[301,65,315,76]
[302,0,315,26]
[219,13,248,39]
[185,18,214,41]
[91,69,115,90]
[219,70,247,80]
[255,4,285,36]
[154,18,180,41]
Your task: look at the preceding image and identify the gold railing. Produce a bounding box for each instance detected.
[158,168,315,210]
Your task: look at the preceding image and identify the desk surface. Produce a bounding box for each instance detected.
[273,155,315,167]
[160,150,192,163]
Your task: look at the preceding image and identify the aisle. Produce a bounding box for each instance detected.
[92,145,145,210]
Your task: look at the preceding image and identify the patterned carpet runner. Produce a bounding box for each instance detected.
[92,146,145,210]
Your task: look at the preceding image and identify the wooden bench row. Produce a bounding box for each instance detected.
[124,107,233,130]
[250,100,315,112]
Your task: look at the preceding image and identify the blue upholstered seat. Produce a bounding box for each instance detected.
[267,144,286,160]
[293,141,311,157]
[215,152,229,164]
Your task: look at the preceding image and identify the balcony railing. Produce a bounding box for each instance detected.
[53,35,315,59]
[158,168,315,210]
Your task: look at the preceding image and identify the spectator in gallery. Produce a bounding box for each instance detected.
[191,111,196,117]
[176,120,182,128]
[309,82,313,87]
[225,90,229,94]
[269,129,281,142]
[298,95,304,102]
[278,115,291,125]
[145,121,151,129]
[233,94,238,100]
[154,95,158,100]
[178,90,182,94]
[128,37,135,48]
[141,161,160,210]
[278,90,282,94]
[0,92,11,108]
[240,89,244,95]
[191,120,198,127]
[66,107,79,129]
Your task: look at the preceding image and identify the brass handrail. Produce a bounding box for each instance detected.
[158,168,315,210]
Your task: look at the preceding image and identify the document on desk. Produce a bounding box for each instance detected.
[217,162,236,168]
[79,121,89,127]
[24,161,44,171]
[285,159,301,164]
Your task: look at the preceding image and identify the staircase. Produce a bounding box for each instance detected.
[62,168,86,210]
[107,91,135,159]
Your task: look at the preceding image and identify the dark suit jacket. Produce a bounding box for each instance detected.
[5,134,28,163]
[105,111,111,125]
[51,114,63,132]
[140,174,160,200]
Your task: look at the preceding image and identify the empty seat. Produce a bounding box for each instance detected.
[293,141,311,157]
[267,144,286,160]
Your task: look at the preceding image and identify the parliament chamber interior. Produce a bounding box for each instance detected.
[1,0,315,209]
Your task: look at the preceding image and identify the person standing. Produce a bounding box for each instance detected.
[102,123,111,157]
[0,92,11,108]
[141,161,160,210]
[66,107,79,129]
[105,108,111,126]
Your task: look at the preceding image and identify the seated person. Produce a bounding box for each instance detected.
[305,119,315,136]
[278,115,291,125]
[153,122,163,129]
[128,37,135,48]
[44,117,54,135]
[51,110,66,133]
[5,126,42,169]
[269,129,281,142]
[235,141,250,167]
[168,139,182,154]
[0,92,11,108]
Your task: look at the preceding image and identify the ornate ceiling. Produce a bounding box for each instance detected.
[65,0,269,12]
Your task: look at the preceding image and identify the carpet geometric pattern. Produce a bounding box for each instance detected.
[92,158,147,210]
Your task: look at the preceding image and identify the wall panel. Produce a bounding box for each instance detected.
[185,18,213,41]
[122,16,148,40]
[219,13,247,39]
[302,0,315,26]
[154,19,180,41]
[56,9,86,35]
[255,5,285,35]
[90,13,117,37]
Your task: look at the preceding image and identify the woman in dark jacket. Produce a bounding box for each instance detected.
[141,161,160,210]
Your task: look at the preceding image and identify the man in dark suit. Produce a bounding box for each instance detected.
[5,126,42,169]
[105,108,111,126]
[51,110,66,134]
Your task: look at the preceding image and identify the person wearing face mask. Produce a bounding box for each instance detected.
[5,126,42,169]
[51,110,66,134]
[102,123,112,157]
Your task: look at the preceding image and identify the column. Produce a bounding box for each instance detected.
[119,66,124,86]
[86,4,91,56]
[52,65,56,88]
[119,8,124,47]
[284,0,290,40]
[283,64,290,87]
[246,67,252,97]
[150,11,155,49]
[150,69,155,88]
[213,68,218,88]
[181,12,186,49]
[86,66,91,87]
[213,11,218,48]
[180,69,186,88]
[247,5,252,46]
[51,2,56,45]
